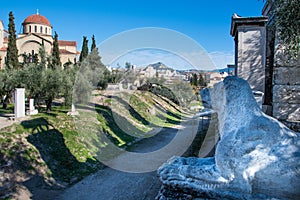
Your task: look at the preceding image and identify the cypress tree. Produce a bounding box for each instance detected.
[39,40,47,68]
[6,11,19,69]
[191,73,198,86]
[51,31,61,68]
[198,74,206,87]
[91,35,96,51]
[79,36,88,62]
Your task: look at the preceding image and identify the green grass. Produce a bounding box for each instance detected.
[0,90,188,198]
[0,103,14,114]
[129,92,186,128]
[0,108,103,183]
[189,100,202,107]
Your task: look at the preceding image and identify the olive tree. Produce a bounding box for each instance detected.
[266,0,300,57]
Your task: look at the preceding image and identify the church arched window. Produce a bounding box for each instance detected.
[34,26,37,33]
[45,27,47,34]
[29,26,31,32]
[40,26,42,33]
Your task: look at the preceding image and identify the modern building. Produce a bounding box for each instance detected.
[0,12,79,69]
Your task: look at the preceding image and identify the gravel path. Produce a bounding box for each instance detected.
[58,119,199,200]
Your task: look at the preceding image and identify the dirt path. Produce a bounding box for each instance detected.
[0,116,31,130]
[57,119,200,200]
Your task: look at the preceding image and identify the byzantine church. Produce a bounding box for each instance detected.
[0,11,79,69]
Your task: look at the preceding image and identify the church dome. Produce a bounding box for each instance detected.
[22,13,52,35]
[23,14,51,26]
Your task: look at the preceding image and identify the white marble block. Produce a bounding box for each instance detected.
[29,98,34,111]
[14,88,25,118]
[67,104,79,116]
[26,98,38,115]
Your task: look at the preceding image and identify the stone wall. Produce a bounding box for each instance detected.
[273,39,300,126]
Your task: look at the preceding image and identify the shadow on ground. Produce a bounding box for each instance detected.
[22,117,100,183]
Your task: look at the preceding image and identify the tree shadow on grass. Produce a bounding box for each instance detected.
[43,112,58,118]
[165,117,181,125]
[107,95,150,126]
[0,137,46,199]
[152,97,184,118]
[0,117,101,199]
[94,103,147,140]
[21,118,100,183]
[154,94,183,114]
[75,103,141,145]
[21,117,54,133]
[166,111,182,120]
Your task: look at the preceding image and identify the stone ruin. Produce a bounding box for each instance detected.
[156,76,300,199]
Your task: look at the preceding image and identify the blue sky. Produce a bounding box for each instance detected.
[0,0,265,69]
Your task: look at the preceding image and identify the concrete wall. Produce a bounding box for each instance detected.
[237,26,266,92]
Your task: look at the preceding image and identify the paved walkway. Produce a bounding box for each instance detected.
[57,119,200,200]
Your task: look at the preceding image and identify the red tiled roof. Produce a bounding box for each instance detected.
[23,14,51,26]
[76,51,81,55]
[0,47,7,51]
[58,40,76,46]
[4,37,8,43]
[59,49,76,54]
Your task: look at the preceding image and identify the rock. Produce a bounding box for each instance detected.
[157,76,300,199]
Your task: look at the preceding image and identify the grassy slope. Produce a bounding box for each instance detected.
[0,90,194,198]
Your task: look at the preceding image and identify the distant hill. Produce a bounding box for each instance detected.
[141,62,233,74]
[208,68,234,73]
[177,68,233,73]
[145,62,175,71]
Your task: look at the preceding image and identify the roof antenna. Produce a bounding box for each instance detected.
[37,9,39,15]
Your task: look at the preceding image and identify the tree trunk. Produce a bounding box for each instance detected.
[2,101,7,109]
[45,98,52,112]
[2,92,12,109]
